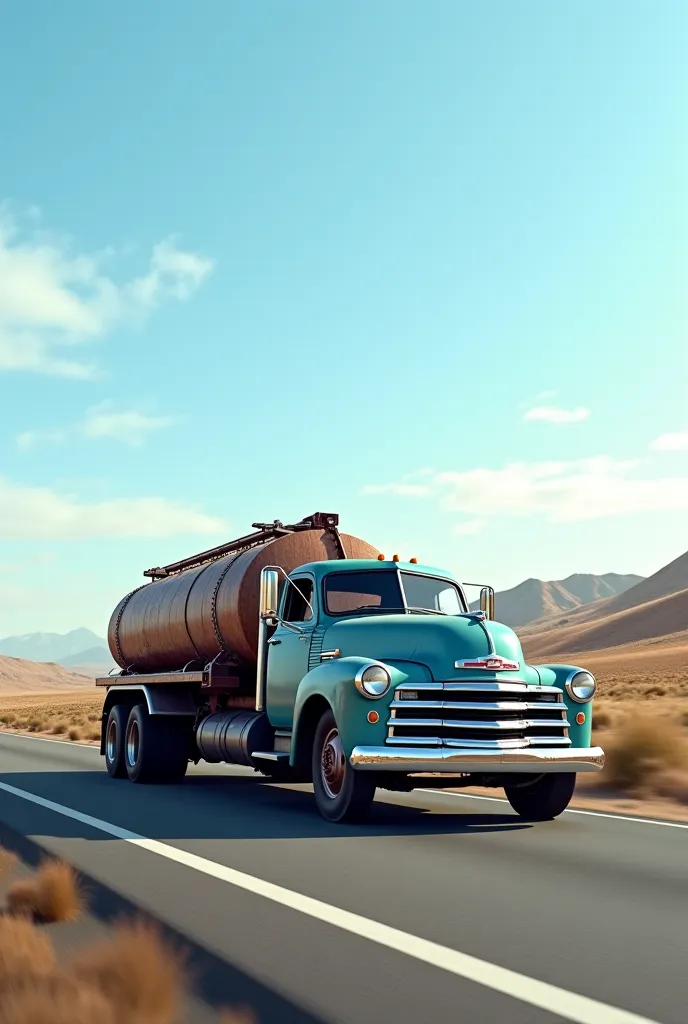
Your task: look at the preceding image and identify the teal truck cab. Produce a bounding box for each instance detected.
[98,514,604,823]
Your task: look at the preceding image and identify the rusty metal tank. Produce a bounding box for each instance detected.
[108,514,379,673]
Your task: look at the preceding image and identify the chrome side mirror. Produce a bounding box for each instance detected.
[479,586,495,620]
[260,568,280,621]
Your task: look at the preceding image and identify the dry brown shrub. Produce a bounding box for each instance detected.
[0,713,16,725]
[0,975,114,1024]
[7,861,83,923]
[68,726,82,741]
[0,917,55,986]
[71,919,186,1024]
[27,717,46,733]
[14,719,28,731]
[51,721,67,734]
[0,847,17,878]
[86,724,101,742]
[605,717,687,792]
[217,1008,258,1024]
[593,709,613,730]
[653,770,688,805]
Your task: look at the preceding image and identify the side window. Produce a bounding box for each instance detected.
[283,578,314,623]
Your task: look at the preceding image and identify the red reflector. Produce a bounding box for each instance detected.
[367,711,380,724]
[576,712,586,725]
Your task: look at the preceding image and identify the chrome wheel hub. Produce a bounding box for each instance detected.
[106,718,117,763]
[321,728,346,799]
[126,720,140,768]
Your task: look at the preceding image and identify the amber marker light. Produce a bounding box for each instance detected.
[410,557,418,564]
[377,554,385,561]
[392,554,400,562]
[576,712,586,725]
[367,711,380,724]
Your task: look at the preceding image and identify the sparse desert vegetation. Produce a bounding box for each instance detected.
[0,693,103,745]
[0,848,259,1023]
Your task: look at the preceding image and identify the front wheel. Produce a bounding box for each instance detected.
[312,711,376,823]
[124,704,190,784]
[504,772,576,821]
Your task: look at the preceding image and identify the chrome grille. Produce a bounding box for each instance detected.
[387,681,570,749]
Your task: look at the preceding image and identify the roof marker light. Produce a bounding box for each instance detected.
[392,554,400,562]
[377,554,385,561]
[410,557,418,564]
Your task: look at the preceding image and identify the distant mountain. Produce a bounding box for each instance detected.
[471,573,644,628]
[521,549,688,659]
[0,628,106,663]
[58,645,117,678]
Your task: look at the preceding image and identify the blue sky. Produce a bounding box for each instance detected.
[1,1,688,636]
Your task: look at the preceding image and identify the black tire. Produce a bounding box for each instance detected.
[104,704,128,779]
[312,710,376,823]
[504,772,576,821]
[124,704,190,784]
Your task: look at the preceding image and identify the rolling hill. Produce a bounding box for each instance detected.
[471,572,643,628]
[0,654,96,694]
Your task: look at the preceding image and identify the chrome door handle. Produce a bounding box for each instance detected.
[267,638,281,645]
[298,635,309,642]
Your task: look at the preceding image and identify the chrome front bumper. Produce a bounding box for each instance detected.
[349,745,605,773]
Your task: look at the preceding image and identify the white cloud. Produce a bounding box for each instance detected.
[0,477,225,540]
[364,455,688,523]
[523,405,590,424]
[84,403,176,445]
[0,206,214,378]
[17,401,176,450]
[649,432,688,452]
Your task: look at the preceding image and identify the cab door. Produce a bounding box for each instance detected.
[265,574,316,729]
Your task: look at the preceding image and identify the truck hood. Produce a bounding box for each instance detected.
[321,614,527,680]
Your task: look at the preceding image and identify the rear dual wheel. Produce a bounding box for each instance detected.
[105,703,190,784]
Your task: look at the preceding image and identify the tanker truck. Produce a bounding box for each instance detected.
[97,512,604,823]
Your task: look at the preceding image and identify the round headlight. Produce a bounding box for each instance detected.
[355,664,391,699]
[566,670,596,704]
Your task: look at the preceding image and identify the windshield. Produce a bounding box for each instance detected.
[400,572,465,614]
[323,570,465,617]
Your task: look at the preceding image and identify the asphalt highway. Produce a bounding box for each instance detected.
[0,732,685,1024]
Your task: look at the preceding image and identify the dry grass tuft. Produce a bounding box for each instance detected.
[0,847,17,878]
[0,917,55,986]
[68,726,82,741]
[0,713,16,725]
[27,717,46,733]
[217,1008,258,1024]
[0,975,115,1024]
[7,861,83,923]
[51,721,67,734]
[86,723,101,741]
[604,717,686,792]
[71,918,186,1024]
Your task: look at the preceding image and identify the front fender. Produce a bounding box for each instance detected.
[292,657,432,761]
[534,663,594,747]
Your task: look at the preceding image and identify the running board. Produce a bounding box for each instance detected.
[251,751,290,762]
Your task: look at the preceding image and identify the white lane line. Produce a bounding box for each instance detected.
[426,790,688,830]
[0,779,662,1024]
